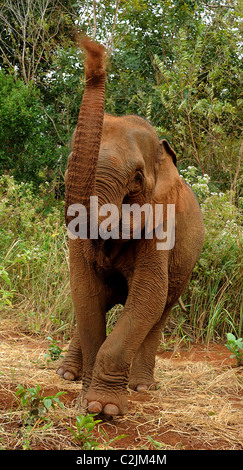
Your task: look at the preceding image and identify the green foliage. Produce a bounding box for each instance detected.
[173,166,243,341]
[153,18,242,188]
[44,336,64,362]
[180,166,211,203]
[0,1,242,192]
[0,266,15,308]
[16,384,66,425]
[0,175,72,334]
[0,0,78,81]
[200,190,242,339]
[225,333,243,366]
[102,1,242,193]
[106,304,123,335]
[147,434,166,450]
[69,414,103,450]
[0,71,70,185]
[69,413,127,449]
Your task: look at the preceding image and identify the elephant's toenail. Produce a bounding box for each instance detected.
[103,404,119,416]
[64,371,75,381]
[88,401,103,413]
[136,384,148,392]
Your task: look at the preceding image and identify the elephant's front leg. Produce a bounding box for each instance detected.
[69,241,107,392]
[83,247,168,416]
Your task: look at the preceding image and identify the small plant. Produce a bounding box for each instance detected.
[44,336,64,362]
[69,414,102,449]
[69,413,127,450]
[16,384,66,424]
[225,333,243,366]
[147,435,165,449]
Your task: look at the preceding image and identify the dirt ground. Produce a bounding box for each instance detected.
[0,318,242,450]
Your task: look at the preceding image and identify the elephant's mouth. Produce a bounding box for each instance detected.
[91,237,124,269]
[87,187,151,244]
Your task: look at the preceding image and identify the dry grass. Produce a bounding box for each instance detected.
[0,318,242,450]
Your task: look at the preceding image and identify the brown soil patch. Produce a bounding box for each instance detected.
[0,319,242,450]
[158,343,237,366]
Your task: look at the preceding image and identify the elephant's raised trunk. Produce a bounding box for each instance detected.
[65,38,107,227]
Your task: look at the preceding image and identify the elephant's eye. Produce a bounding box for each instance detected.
[134,170,144,182]
[129,170,144,194]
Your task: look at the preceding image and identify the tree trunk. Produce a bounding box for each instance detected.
[65,38,107,227]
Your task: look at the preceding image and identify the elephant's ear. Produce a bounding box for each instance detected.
[160,139,177,167]
[153,139,184,215]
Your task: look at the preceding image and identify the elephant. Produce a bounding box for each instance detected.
[57,38,205,417]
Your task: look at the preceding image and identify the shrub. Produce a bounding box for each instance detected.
[0,71,69,185]
[172,167,243,341]
[0,175,73,335]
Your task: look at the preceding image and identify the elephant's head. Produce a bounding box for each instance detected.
[94,115,170,237]
[92,113,181,242]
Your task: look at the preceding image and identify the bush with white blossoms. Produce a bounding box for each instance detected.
[180,166,211,204]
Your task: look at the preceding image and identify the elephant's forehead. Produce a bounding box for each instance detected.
[100,114,159,165]
[98,142,142,168]
[102,113,158,140]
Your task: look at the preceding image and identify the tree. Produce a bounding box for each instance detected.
[0,71,59,182]
[0,0,242,192]
[153,4,242,190]
[0,0,78,84]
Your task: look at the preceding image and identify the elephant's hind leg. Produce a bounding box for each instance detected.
[129,306,173,391]
[129,321,161,391]
[57,328,83,381]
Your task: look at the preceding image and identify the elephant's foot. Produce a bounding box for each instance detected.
[57,358,82,381]
[57,330,83,381]
[82,388,128,417]
[135,382,158,391]
[129,376,158,392]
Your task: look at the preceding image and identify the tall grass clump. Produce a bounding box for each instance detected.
[191,191,242,341]
[0,175,73,335]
